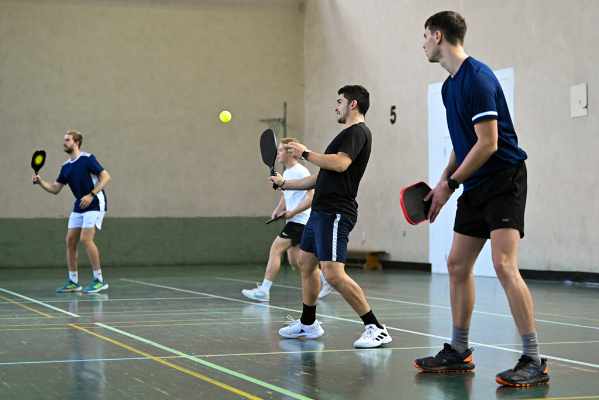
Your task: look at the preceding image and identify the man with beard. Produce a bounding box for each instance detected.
[271,85,392,348]
[33,130,111,294]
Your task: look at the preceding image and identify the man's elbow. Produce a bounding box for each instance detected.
[334,161,351,173]
[479,140,498,155]
[102,171,112,183]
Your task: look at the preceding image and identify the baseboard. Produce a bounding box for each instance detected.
[346,258,597,282]
[345,258,431,272]
[520,269,599,284]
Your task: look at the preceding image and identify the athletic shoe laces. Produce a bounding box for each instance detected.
[363,325,380,339]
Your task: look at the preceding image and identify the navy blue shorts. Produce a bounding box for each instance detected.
[299,210,355,263]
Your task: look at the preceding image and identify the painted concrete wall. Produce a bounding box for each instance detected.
[2,0,597,272]
[303,0,598,272]
[1,0,304,218]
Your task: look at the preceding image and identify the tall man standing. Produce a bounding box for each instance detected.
[33,130,111,294]
[271,85,392,348]
[415,11,549,387]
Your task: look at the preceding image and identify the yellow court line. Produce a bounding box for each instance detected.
[0,294,53,319]
[68,324,262,400]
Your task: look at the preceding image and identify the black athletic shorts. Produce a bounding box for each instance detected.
[454,162,527,239]
[279,222,305,246]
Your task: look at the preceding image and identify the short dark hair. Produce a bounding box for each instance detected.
[338,85,370,115]
[425,11,467,46]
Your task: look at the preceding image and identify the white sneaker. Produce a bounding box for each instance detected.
[318,278,335,299]
[353,324,392,348]
[241,285,270,302]
[279,317,324,339]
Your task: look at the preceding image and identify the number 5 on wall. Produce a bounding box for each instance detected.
[390,105,397,125]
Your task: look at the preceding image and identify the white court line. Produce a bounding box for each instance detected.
[95,322,313,400]
[122,278,599,370]
[0,345,440,367]
[0,355,181,366]
[495,340,599,346]
[0,296,213,305]
[0,288,79,318]
[216,277,599,331]
[72,308,249,316]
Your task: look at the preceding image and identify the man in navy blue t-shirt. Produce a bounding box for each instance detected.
[33,130,111,294]
[413,11,549,387]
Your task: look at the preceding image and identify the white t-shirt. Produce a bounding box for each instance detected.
[282,163,311,225]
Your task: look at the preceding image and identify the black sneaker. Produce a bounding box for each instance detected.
[496,355,549,387]
[414,343,475,373]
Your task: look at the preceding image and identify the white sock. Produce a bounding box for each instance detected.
[260,279,272,292]
[68,271,78,284]
[93,269,103,283]
[319,270,327,285]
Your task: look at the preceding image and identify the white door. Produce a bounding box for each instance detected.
[428,68,515,277]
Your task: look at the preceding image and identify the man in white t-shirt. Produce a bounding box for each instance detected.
[243,138,334,302]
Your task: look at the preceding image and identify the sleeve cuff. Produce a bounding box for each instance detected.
[472,110,498,123]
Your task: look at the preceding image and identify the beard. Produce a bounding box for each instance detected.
[64,146,73,154]
[337,106,349,123]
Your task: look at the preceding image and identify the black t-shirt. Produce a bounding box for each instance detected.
[312,122,372,221]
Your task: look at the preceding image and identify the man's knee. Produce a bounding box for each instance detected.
[65,234,79,248]
[270,237,290,255]
[447,256,472,283]
[79,233,96,247]
[320,263,346,288]
[297,251,318,271]
[493,259,521,285]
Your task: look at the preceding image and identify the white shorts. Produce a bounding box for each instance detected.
[68,211,106,230]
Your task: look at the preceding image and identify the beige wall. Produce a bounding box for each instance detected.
[2,0,597,272]
[304,0,599,272]
[0,0,304,218]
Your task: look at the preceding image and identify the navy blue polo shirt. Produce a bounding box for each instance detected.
[442,57,527,190]
[57,152,107,213]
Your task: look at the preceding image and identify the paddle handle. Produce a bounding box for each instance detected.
[270,168,278,190]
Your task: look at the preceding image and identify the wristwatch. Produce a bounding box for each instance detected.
[302,150,310,160]
[447,177,460,191]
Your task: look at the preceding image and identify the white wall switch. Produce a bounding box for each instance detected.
[570,83,588,118]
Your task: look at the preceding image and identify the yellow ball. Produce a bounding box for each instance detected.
[219,110,232,124]
[34,155,44,165]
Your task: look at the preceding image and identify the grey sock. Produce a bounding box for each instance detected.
[451,326,469,354]
[522,332,541,365]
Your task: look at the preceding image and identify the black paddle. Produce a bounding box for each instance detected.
[31,150,46,185]
[260,128,278,190]
[400,182,432,225]
[265,214,285,225]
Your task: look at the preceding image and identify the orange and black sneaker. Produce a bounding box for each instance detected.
[414,343,475,373]
[496,356,549,387]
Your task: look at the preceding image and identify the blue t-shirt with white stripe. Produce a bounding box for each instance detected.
[57,152,107,213]
[442,57,527,190]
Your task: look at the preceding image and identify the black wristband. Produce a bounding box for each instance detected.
[302,150,310,160]
[447,177,460,191]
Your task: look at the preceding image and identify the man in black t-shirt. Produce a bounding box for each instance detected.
[271,85,392,348]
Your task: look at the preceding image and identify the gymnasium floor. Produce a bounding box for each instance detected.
[1,265,598,400]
